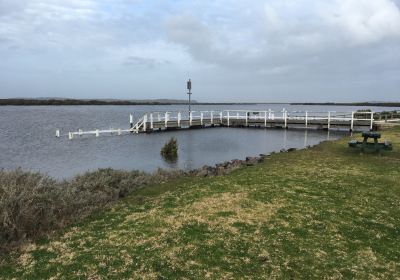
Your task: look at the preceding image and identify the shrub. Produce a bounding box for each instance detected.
[0,167,183,253]
[160,137,178,162]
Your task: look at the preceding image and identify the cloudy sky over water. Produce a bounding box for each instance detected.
[0,0,399,102]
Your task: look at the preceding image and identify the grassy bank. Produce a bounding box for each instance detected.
[1,127,400,279]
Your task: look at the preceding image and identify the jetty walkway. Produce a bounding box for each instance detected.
[59,110,375,139]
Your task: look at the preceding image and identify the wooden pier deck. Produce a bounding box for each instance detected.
[60,110,375,139]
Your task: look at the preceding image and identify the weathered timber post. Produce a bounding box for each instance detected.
[227,111,230,126]
[95,129,99,137]
[130,114,133,129]
[201,112,203,126]
[56,129,60,138]
[220,111,223,123]
[370,112,374,131]
[190,111,193,126]
[68,132,73,140]
[118,128,122,136]
[211,111,214,125]
[143,114,147,131]
[328,111,331,130]
[178,112,181,126]
[264,111,267,127]
[246,111,249,126]
[350,111,354,132]
[150,113,154,130]
[284,110,288,129]
[305,111,308,128]
[165,112,168,128]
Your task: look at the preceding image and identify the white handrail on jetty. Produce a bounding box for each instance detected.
[56,110,374,140]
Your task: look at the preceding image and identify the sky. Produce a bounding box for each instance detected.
[0,0,399,102]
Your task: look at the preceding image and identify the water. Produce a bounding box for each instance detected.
[0,104,398,179]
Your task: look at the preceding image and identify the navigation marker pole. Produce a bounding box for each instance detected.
[187,79,192,114]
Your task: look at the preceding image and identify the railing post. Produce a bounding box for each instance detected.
[143,114,147,131]
[236,112,239,120]
[56,129,60,138]
[190,111,193,126]
[95,129,99,137]
[178,112,181,126]
[211,111,214,125]
[305,111,308,128]
[264,111,267,127]
[227,111,230,127]
[246,111,248,126]
[68,132,73,140]
[284,110,288,129]
[201,112,203,125]
[328,111,331,130]
[220,111,223,123]
[130,114,133,129]
[118,128,122,136]
[165,112,168,128]
[150,113,153,129]
[370,112,374,131]
[350,111,354,132]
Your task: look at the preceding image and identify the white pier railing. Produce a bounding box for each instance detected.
[57,110,375,140]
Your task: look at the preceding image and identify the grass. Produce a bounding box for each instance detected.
[1,127,400,279]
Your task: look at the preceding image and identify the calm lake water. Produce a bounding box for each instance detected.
[0,104,398,179]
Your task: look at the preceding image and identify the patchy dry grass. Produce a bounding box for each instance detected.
[1,127,400,279]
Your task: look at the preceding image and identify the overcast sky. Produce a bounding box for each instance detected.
[0,0,399,102]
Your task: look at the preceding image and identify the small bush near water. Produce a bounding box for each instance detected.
[160,137,178,161]
[0,168,184,253]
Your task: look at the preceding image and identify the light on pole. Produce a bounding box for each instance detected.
[187,79,192,113]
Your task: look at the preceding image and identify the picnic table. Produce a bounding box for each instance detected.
[348,132,392,152]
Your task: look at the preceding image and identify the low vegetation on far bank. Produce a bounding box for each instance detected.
[1,127,399,279]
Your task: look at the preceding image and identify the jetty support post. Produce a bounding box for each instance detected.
[78,129,83,136]
[305,111,308,128]
[150,113,154,130]
[264,111,267,127]
[68,132,73,140]
[189,111,193,126]
[201,112,203,126]
[246,111,249,126]
[211,111,214,125]
[220,112,223,123]
[118,128,122,136]
[227,111,230,126]
[284,110,288,129]
[350,111,354,132]
[143,114,147,131]
[165,112,168,128]
[130,114,133,129]
[178,112,181,126]
[56,129,60,138]
[95,129,99,137]
[370,112,374,131]
[328,111,331,130]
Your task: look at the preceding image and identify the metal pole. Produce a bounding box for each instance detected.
[187,79,192,114]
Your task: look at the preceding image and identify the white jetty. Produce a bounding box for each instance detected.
[57,109,375,139]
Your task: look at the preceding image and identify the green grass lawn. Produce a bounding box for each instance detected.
[1,128,400,279]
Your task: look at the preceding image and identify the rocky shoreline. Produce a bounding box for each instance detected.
[188,146,304,177]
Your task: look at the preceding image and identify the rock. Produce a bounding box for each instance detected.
[280,149,287,153]
[245,157,259,166]
[287,148,296,152]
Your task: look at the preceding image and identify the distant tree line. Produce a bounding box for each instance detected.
[291,102,400,107]
[0,99,191,106]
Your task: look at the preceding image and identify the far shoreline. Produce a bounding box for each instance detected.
[0,98,399,107]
